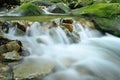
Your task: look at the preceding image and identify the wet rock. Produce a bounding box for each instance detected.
[78,18,95,29]
[72,3,120,17]
[48,3,70,13]
[13,57,54,80]
[6,41,21,52]
[1,50,22,61]
[0,21,10,33]
[93,16,120,36]
[0,37,11,46]
[60,18,74,32]
[12,20,32,32]
[0,40,23,54]
[62,18,74,24]
[63,23,73,32]
[9,3,45,16]
[0,64,12,80]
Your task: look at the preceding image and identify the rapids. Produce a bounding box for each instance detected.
[4,21,120,80]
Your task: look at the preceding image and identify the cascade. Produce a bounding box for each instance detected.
[4,20,120,80]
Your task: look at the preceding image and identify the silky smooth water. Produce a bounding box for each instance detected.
[4,21,120,80]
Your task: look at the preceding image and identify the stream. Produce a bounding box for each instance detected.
[1,18,120,80]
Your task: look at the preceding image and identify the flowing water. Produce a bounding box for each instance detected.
[4,21,120,80]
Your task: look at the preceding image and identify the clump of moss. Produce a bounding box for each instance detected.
[72,3,120,17]
[19,3,44,16]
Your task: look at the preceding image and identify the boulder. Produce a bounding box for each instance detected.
[63,23,73,32]
[13,57,54,79]
[0,40,22,54]
[9,3,45,16]
[72,3,120,17]
[93,16,120,36]
[60,18,74,32]
[6,41,21,52]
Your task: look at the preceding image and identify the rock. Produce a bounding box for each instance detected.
[63,23,73,32]
[48,3,70,13]
[78,18,95,29]
[62,18,74,24]
[93,16,120,36]
[60,18,74,32]
[9,3,45,16]
[13,57,54,79]
[0,37,11,46]
[1,50,22,61]
[0,45,8,54]
[6,41,21,52]
[0,64,12,80]
[12,20,32,32]
[0,21,10,33]
[72,3,120,17]
[0,40,22,54]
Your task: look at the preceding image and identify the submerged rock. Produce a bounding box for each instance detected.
[13,57,54,79]
[0,64,12,80]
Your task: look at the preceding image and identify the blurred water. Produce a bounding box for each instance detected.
[4,21,120,80]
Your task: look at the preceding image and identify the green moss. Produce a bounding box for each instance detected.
[19,3,44,16]
[94,16,120,36]
[72,3,120,17]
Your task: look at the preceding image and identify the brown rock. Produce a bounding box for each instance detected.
[0,64,11,80]
[1,50,22,61]
[62,18,74,24]
[63,23,73,32]
[6,41,21,52]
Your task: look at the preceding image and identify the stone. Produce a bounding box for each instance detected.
[0,64,12,80]
[0,37,11,46]
[6,41,21,52]
[72,3,120,17]
[48,3,70,13]
[8,3,45,16]
[63,23,73,32]
[93,16,120,36]
[1,50,22,61]
[13,57,55,79]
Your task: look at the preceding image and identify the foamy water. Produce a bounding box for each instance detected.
[4,21,120,80]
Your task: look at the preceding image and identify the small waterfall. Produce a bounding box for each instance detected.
[49,27,70,44]
[4,20,120,80]
[74,22,102,40]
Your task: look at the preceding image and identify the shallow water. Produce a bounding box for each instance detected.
[4,21,120,80]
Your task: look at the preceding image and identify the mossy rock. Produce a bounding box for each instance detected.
[19,3,45,16]
[72,3,120,17]
[94,16,120,36]
[8,3,45,16]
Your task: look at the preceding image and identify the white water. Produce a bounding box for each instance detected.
[5,21,120,80]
